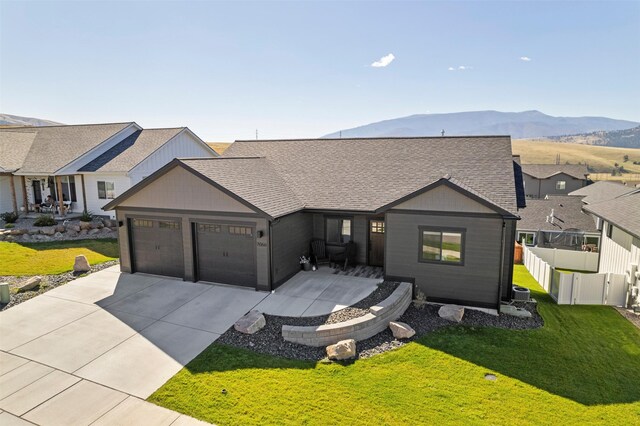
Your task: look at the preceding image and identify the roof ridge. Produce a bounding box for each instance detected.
[233,135,512,143]
[180,156,264,161]
[141,127,187,131]
[0,122,135,129]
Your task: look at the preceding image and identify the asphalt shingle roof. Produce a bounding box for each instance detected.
[568,180,636,204]
[182,158,305,218]
[222,136,518,216]
[517,195,597,232]
[79,128,185,172]
[0,123,133,174]
[0,131,37,172]
[521,164,589,180]
[583,191,640,238]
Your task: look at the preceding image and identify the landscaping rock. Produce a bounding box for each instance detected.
[438,305,464,323]
[79,229,88,236]
[73,255,91,273]
[389,321,415,339]
[20,234,32,242]
[40,226,56,236]
[326,339,356,360]
[28,229,40,235]
[66,230,78,238]
[110,226,119,232]
[9,228,26,235]
[102,219,114,227]
[34,234,51,242]
[79,221,92,230]
[55,225,65,233]
[66,224,81,233]
[101,227,113,234]
[18,276,41,292]
[234,310,266,334]
[88,228,101,235]
[501,304,532,318]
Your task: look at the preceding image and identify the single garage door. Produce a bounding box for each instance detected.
[195,222,257,287]
[130,218,184,278]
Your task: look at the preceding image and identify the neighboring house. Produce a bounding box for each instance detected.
[0,123,216,218]
[521,164,590,199]
[105,136,523,310]
[568,180,636,205]
[516,195,600,250]
[583,191,640,276]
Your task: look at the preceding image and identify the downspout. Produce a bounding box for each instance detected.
[497,219,506,313]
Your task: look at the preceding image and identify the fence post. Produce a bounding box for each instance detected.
[603,273,610,305]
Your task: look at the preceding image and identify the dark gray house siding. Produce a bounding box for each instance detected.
[271,211,313,288]
[523,172,586,199]
[385,211,506,308]
[501,219,517,301]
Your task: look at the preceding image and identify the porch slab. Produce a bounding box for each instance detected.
[253,293,316,317]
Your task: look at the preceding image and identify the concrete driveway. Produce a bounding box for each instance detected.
[0,265,267,425]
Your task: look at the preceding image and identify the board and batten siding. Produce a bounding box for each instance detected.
[271,212,313,287]
[598,221,640,275]
[385,184,509,308]
[128,131,216,185]
[85,173,131,218]
[0,174,25,213]
[117,166,254,213]
[523,172,586,199]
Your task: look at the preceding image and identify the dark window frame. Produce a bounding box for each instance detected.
[517,231,536,246]
[418,226,466,266]
[606,223,613,239]
[325,215,354,245]
[97,181,116,200]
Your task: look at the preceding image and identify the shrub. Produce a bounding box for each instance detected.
[79,211,94,222]
[34,214,57,227]
[5,223,15,229]
[0,211,19,223]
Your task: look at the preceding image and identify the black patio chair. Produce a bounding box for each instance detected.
[311,239,331,267]
[332,241,357,271]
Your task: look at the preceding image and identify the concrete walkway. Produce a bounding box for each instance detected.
[0,265,381,425]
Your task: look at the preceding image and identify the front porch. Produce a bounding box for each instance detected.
[11,174,87,217]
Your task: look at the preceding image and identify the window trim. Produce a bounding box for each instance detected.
[418,226,466,266]
[556,180,566,190]
[325,215,354,245]
[606,222,613,239]
[97,181,116,200]
[517,231,536,246]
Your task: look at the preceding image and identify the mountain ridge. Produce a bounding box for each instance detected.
[0,113,62,127]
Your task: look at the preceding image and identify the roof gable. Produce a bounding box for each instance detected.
[569,180,636,204]
[521,164,589,180]
[0,131,37,172]
[583,191,640,238]
[517,195,598,232]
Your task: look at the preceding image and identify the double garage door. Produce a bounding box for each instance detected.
[129,217,256,287]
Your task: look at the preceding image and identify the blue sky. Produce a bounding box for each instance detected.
[1,0,639,140]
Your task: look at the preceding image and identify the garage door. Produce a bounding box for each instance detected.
[195,222,257,287]
[130,218,184,278]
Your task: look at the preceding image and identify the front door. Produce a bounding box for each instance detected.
[368,219,385,267]
[32,180,42,204]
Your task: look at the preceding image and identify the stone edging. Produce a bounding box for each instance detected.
[282,282,412,347]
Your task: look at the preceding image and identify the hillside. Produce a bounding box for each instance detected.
[548,126,640,148]
[208,142,232,155]
[513,139,640,175]
[324,110,638,140]
[0,113,62,127]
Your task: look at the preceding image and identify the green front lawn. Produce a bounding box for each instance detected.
[0,239,119,276]
[149,266,640,425]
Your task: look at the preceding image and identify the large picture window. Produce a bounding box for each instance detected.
[326,217,352,244]
[97,181,115,199]
[419,227,464,264]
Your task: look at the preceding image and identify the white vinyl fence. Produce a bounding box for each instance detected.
[527,246,599,272]
[522,245,627,306]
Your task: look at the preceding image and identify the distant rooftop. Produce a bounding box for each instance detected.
[569,180,636,204]
[518,195,597,232]
[521,164,589,180]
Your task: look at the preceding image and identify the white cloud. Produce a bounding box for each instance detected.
[371,53,395,68]
[448,67,455,71]
[520,56,531,61]
[458,66,467,70]
[449,65,472,71]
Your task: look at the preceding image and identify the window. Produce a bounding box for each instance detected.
[97,181,115,199]
[198,224,221,233]
[556,181,566,190]
[132,219,153,228]
[419,227,464,264]
[229,226,253,236]
[326,217,352,244]
[606,223,613,239]
[517,232,535,246]
[159,221,180,229]
[370,220,385,234]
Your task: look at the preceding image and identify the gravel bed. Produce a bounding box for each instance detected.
[218,281,543,361]
[614,307,640,329]
[0,260,119,311]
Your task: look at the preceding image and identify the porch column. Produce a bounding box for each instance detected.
[21,176,28,213]
[80,174,88,213]
[9,174,18,214]
[56,176,65,216]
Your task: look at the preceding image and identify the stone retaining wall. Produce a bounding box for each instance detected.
[0,218,118,243]
[282,282,413,347]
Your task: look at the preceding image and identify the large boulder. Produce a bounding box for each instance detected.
[234,310,266,334]
[55,225,65,233]
[28,229,40,235]
[79,221,92,230]
[438,305,465,323]
[66,224,81,233]
[326,339,356,360]
[9,228,26,235]
[18,276,41,292]
[389,321,415,339]
[88,228,101,235]
[73,255,91,273]
[40,226,56,236]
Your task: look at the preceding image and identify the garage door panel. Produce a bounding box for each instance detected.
[131,218,184,279]
[195,223,256,287]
